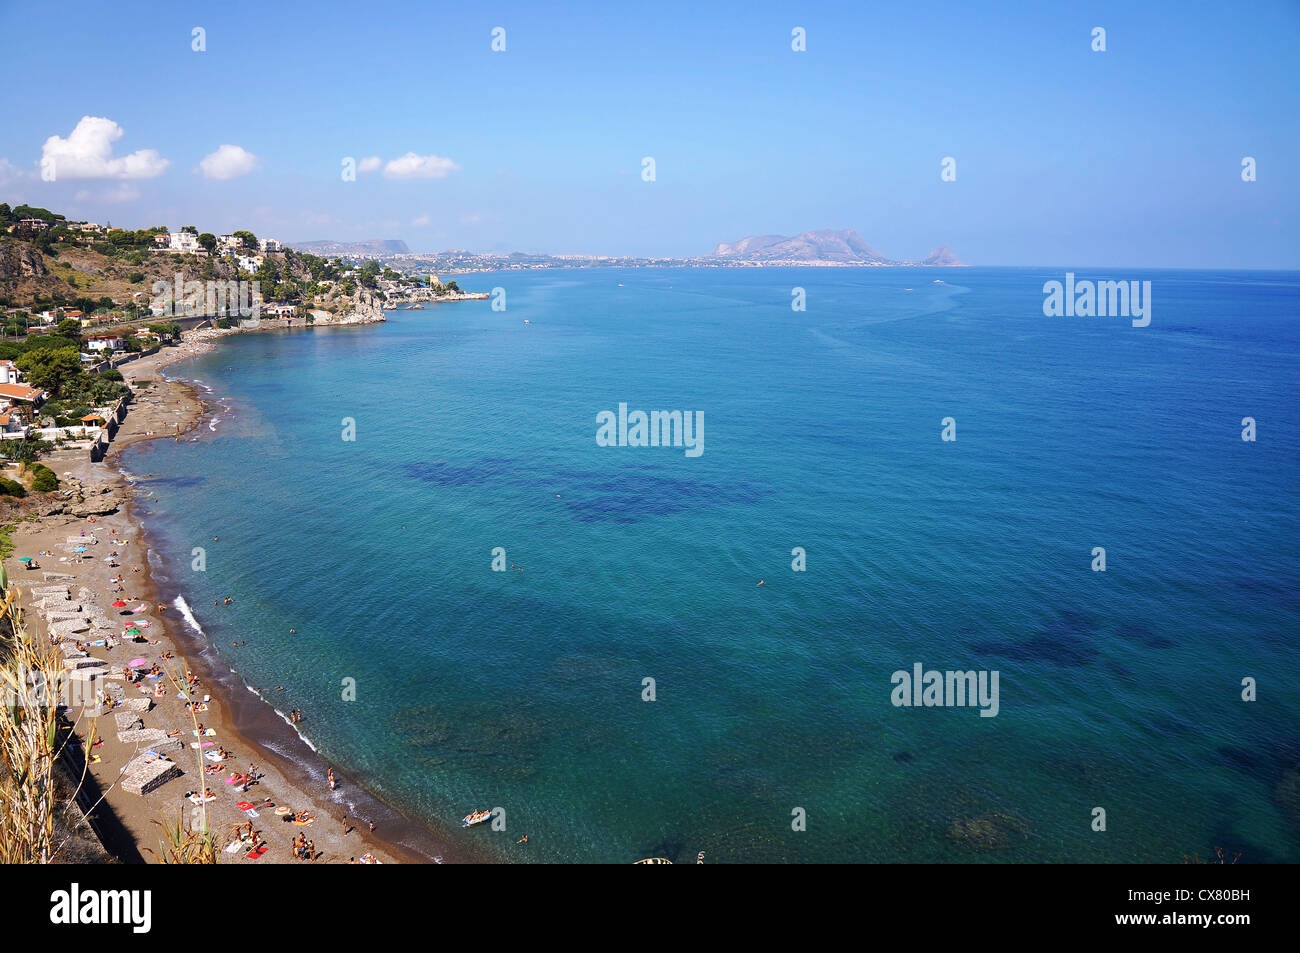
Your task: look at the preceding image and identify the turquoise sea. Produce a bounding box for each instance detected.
[122,267,1300,863]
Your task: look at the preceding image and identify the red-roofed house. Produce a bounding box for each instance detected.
[0,383,48,407]
[86,334,123,352]
[0,411,24,438]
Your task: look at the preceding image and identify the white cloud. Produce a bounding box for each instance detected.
[358,156,382,173]
[198,144,260,180]
[0,158,32,186]
[100,183,142,203]
[411,213,431,226]
[73,184,142,203]
[41,116,169,180]
[383,152,460,180]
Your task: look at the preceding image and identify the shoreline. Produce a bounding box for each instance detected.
[4,322,481,864]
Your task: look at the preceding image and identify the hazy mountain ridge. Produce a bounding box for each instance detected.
[712,229,964,265]
[289,238,410,256]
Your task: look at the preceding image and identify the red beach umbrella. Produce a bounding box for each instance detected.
[112,600,127,607]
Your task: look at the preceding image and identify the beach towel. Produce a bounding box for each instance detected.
[244,847,267,859]
[224,840,242,853]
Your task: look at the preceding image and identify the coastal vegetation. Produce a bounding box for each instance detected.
[27,463,58,493]
[0,478,27,498]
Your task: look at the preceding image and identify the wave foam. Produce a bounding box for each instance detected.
[173,595,204,636]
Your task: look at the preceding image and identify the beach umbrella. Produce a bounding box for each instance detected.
[112,600,127,607]
[128,658,147,667]
[18,557,32,562]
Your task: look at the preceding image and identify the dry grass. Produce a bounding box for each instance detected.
[0,576,97,863]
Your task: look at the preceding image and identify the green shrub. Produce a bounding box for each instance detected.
[0,478,26,498]
[29,464,58,493]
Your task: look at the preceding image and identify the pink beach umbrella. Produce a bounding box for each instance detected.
[128,658,147,667]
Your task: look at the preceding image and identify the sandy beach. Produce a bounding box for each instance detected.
[1,331,446,865]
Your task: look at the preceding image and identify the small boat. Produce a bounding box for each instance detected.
[462,809,492,827]
[634,857,672,864]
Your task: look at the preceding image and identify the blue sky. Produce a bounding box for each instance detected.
[1,0,1297,266]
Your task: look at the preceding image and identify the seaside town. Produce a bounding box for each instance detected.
[0,202,490,865]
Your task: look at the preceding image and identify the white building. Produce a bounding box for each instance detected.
[236,254,264,272]
[86,334,123,352]
[259,238,282,253]
[168,231,201,253]
[0,360,20,385]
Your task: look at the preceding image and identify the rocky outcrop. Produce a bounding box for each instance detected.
[27,476,127,516]
[0,237,49,284]
[321,290,386,325]
[922,245,965,266]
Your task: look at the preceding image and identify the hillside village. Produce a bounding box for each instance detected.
[0,202,475,336]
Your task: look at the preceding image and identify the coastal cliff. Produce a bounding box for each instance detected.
[325,289,386,324]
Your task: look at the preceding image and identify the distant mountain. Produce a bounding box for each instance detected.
[712,229,887,262]
[289,238,410,256]
[710,229,964,265]
[922,245,964,266]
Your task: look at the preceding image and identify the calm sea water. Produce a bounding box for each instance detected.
[122,267,1300,863]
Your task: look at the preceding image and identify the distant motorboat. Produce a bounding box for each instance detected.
[462,809,492,827]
